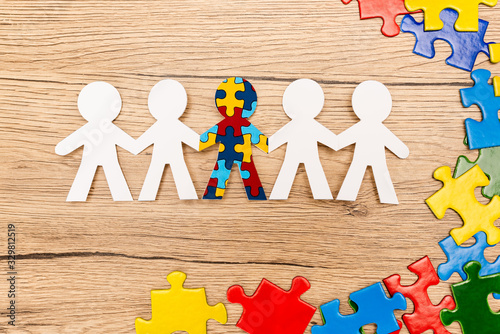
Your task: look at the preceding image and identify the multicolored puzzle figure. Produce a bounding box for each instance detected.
[135,271,227,334]
[426,165,500,246]
[200,77,268,200]
[440,261,500,334]
[227,276,316,334]
[312,282,406,334]
[383,256,456,334]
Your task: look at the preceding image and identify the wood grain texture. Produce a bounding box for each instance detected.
[1,1,500,333]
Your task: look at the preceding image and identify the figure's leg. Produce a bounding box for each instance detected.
[203,159,230,200]
[372,161,398,204]
[170,160,198,200]
[238,158,266,200]
[138,158,166,201]
[102,157,133,201]
[304,159,333,200]
[269,158,300,200]
[336,161,367,201]
[66,161,98,201]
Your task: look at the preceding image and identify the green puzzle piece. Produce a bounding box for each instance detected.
[454,137,500,199]
[440,261,500,334]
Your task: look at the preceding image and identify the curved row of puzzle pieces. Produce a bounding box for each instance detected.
[135,249,500,334]
[56,78,409,204]
[343,0,500,76]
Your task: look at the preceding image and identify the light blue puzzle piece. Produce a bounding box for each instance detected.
[241,101,257,118]
[211,160,231,189]
[241,124,264,144]
[234,77,244,84]
[438,231,500,298]
[312,283,406,334]
[461,69,500,150]
[201,125,218,143]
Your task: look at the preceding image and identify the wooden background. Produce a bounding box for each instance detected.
[1,1,500,333]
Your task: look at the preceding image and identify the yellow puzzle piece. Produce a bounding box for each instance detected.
[215,77,245,117]
[405,0,497,31]
[135,271,227,334]
[490,44,500,96]
[234,134,253,163]
[426,165,500,246]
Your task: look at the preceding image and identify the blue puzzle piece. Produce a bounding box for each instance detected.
[438,231,500,298]
[211,160,231,189]
[312,282,406,334]
[216,126,244,169]
[461,69,500,150]
[241,124,266,145]
[203,186,222,200]
[400,9,491,72]
[215,89,226,101]
[235,80,258,118]
[200,125,218,143]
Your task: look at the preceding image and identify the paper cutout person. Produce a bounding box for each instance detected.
[55,82,136,201]
[269,79,337,200]
[336,80,409,204]
[135,80,199,200]
[199,77,268,200]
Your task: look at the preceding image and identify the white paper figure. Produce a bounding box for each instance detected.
[135,79,199,200]
[336,80,409,204]
[269,79,337,200]
[55,82,136,201]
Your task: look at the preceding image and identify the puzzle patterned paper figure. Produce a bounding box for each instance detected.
[269,79,337,200]
[135,271,227,334]
[55,82,136,201]
[336,81,409,204]
[200,77,268,200]
[135,80,199,200]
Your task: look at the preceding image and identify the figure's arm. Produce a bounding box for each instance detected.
[134,125,156,155]
[179,122,200,151]
[199,125,218,151]
[114,126,138,154]
[268,123,291,153]
[383,128,409,159]
[336,124,359,150]
[245,124,268,153]
[55,127,87,156]
[314,122,338,151]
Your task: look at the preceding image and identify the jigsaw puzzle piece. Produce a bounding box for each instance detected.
[454,143,500,199]
[349,300,403,333]
[240,158,267,200]
[404,0,497,31]
[217,126,245,169]
[383,256,456,334]
[235,79,258,118]
[461,69,500,149]
[200,125,218,151]
[241,124,269,153]
[203,160,231,200]
[400,9,491,71]
[312,282,406,334]
[135,271,227,334]
[235,134,253,163]
[441,261,500,334]
[227,276,316,334]
[343,0,420,37]
[426,165,500,246]
[203,185,224,199]
[215,77,245,118]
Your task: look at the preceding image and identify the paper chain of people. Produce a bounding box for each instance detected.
[55,77,410,204]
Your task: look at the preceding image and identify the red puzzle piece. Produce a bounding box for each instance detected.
[227,276,316,334]
[383,256,456,334]
[342,0,419,37]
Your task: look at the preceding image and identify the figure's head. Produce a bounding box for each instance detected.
[282,79,324,120]
[215,77,257,119]
[148,79,187,120]
[77,82,122,122]
[352,80,392,122]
